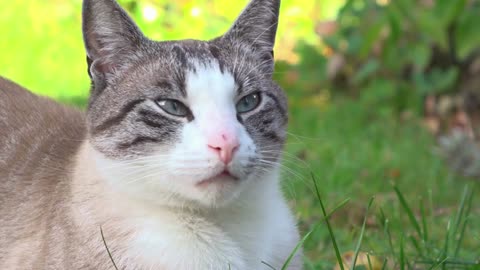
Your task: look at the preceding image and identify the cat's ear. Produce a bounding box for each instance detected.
[223,0,280,67]
[82,0,145,88]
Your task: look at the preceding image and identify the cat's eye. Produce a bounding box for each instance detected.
[236,92,261,113]
[156,99,189,117]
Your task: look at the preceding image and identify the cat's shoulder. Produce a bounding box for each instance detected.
[0,76,36,106]
[0,76,84,120]
[0,76,86,143]
[1,76,55,109]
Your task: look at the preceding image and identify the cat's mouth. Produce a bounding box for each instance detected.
[195,170,239,187]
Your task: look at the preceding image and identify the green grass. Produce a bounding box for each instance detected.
[281,97,480,269]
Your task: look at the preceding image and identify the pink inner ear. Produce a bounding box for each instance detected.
[85,29,130,77]
[91,58,114,75]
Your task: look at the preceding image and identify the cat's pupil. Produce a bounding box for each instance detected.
[172,101,178,111]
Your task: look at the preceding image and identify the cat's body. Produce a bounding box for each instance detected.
[0,77,88,268]
[0,0,302,269]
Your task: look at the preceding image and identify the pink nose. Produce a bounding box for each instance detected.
[207,133,239,164]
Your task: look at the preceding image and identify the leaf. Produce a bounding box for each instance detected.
[455,6,480,59]
[352,59,380,84]
[414,68,459,94]
[416,11,448,49]
[359,78,396,106]
[434,0,467,27]
[385,4,402,43]
[359,18,386,59]
[429,68,459,94]
[411,43,432,72]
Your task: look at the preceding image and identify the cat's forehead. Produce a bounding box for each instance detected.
[156,40,257,78]
[185,60,236,109]
[134,40,259,96]
[152,40,221,70]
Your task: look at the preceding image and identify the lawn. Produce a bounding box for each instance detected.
[282,97,479,269]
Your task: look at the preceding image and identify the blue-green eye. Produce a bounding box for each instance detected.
[156,99,189,117]
[236,92,261,113]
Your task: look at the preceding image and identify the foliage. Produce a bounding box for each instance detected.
[276,0,480,117]
[337,0,480,111]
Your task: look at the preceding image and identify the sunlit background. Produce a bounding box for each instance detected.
[2,0,480,269]
[0,0,343,100]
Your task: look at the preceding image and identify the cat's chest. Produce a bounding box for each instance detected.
[126,208,273,270]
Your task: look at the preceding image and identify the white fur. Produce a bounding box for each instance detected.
[91,63,301,269]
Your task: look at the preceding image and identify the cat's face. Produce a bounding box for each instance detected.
[83,0,286,207]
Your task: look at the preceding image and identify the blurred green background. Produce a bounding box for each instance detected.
[0,0,342,100]
[2,0,480,269]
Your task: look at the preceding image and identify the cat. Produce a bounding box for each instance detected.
[0,0,302,269]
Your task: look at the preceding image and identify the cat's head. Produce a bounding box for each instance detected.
[82,0,287,208]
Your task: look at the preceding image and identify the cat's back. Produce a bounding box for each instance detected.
[0,76,86,203]
[0,77,86,176]
[0,77,87,265]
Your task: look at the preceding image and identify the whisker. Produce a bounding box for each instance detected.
[286,131,325,141]
[258,150,310,168]
[256,159,305,182]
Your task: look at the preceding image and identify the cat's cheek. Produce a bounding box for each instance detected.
[228,130,257,178]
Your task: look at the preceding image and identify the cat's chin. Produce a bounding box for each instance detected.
[195,170,239,187]
[187,175,245,208]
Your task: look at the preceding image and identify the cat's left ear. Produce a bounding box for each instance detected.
[223,0,280,72]
[82,0,146,90]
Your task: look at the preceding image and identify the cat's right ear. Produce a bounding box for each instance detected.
[82,0,145,89]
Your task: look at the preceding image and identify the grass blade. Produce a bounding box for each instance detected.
[282,176,351,270]
[409,235,424,258]
[367,253,373,270]
[399,235,405,270]
[100,226,119,270]
[394,186,423,239]
[452,186,469,237]
[262,261,276,270]
[280,227,314,270]
[426,258,448,270]
[312,173,344,270]
[441,219,452,270]
[351,197,374,270]
[420,200,429,254]
[381,258,388,270]
[377,207,387,229]
[327,198,351,219]
[384,221,396,263]
[454,185,474,257]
